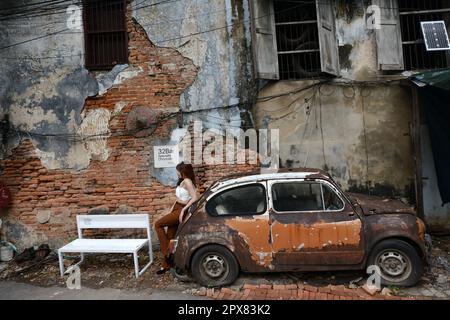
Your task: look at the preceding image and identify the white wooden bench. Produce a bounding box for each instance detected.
[58,214,153,278]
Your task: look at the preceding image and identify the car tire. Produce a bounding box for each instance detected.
[368,239,423,287]
[170,266,193,283]
[191,245,239,288]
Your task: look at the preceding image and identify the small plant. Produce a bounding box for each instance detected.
[387,285,400,295]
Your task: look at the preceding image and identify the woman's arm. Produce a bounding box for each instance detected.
[179,179,198,223]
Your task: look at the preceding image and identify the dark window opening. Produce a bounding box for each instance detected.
[206,184,267,216]
[272,182,323,212]
[399,0,450,70]
[274,0,321,80]
[83,0,128,70]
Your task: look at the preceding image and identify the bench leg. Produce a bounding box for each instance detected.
[58,250,65,277]
[133,251,139,278]
[133,245,153,278]
[59,252,84,277]
[148,239,153,265]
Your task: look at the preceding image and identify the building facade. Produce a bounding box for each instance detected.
[0,0,449,249]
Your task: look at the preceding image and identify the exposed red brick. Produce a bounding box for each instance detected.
[0,4,258,245]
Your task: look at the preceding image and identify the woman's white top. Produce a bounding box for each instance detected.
[176,185,192,202]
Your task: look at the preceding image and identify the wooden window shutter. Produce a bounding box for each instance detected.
[316,0,340,76]
[249,0,279,80]
[373,0,404,70]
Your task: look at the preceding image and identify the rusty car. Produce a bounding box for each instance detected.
[169,168,431,287]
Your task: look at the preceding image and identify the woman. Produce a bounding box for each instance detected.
[154,162,198,275]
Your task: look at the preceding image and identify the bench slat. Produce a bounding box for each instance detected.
[59,239,148,253]
[76,214,150,229]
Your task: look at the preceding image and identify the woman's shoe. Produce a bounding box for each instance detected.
[156,267,168,275]
[165,254,174,267]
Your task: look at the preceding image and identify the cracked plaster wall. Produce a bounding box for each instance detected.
[1,0,255,178]
[254,1,415,198]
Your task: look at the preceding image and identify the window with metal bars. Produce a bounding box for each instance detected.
[83,0,128,70]
[399,0,450,70]
[274,0,321,80]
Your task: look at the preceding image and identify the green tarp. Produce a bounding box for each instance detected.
[411,69,450,91]
[410,69,450,205]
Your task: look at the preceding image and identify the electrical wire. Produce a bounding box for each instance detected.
[318,90,327,169]
[5,101,254,141]
[1,2,230,28]
[0,0,180,21]
[1,78,397,142]
[0,0,307,52]
[0,0,422,20]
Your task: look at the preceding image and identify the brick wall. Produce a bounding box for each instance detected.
[0,3,259,250]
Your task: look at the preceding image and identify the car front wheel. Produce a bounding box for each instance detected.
[368,239,423,287]
[191,245,239,287]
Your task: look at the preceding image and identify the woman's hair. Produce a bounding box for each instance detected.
[176,162,197,187]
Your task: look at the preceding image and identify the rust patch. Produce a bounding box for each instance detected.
[223,216,362,267]
[271,220,362,252]
[416,218,425,241]
[224,216,273,268]
[348,193,415,214]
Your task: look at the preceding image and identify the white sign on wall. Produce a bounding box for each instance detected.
[154,145,180,168]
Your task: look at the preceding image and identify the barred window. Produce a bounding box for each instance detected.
[249,0,339,80]
[274,0,321,80]
[83,0,128,70]
[398,0,450,70]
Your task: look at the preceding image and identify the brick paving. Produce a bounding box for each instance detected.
[194,283,435,300]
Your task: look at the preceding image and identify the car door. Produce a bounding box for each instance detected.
[205,181,274,270]
[268,179,365,268]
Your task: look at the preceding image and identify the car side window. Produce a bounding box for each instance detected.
[272,182,323,212]
[322,184,344,211]
[206,184,267,216]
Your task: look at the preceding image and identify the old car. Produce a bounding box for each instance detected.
[169,168,431,287]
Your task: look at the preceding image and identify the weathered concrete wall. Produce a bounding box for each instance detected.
[0,0,256,170]
[254,81,414,198]
[0,0,98,169]
[335,0,378,81]
[0,0,259,249]
[132,0,256,140]
[253,1,415,199]
[133,0,255,113]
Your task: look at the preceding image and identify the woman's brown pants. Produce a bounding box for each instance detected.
[154,202,184,269]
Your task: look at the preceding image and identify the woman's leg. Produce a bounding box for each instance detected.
[154,203,182,269]
[167,225,178,242]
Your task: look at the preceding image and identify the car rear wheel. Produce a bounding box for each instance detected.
[191,245,239,287]
[170,266,193,282]
[368,239,423,287]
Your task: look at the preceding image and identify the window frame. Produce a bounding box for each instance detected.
[273,0,322,79]
[268,179,346,214]
[397,0,450,71]
[82,0,129,71]
[249,0,340,80]
[321,181,345,211]
[205,182,268,217]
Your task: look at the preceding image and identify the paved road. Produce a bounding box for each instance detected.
[0,281,208,300]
